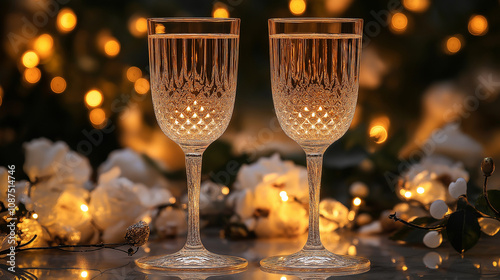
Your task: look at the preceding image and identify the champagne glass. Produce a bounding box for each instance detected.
[135,18,247,271]
[261,18,370,274]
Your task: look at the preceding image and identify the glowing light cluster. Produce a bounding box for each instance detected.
[80,204,89,212]
[34,34,54,59]
[444,35,462,55]
[104,38,121,57]
[369,116,390,144]
[85,89,103,107]
[129,16,148,37]
[127,66,142,82]
[468,15,488,36]
[89,108,106,127]
[50,77,67,94]
[390,13,408,33]
[22,51,39,68]
[213,6,230,18]
[280,191,289,202]
[134,78,150,94]
[403,0,430,13]
[289,0,306,15]
[24,67,41,84]
[57,8,77,33]
[353,197,362,207]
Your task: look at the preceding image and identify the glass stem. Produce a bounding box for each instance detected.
[184,152,204,250]
[303,152,325,251]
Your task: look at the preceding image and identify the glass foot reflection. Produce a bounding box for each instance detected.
[135,248,248,271]
[260,248,370,275]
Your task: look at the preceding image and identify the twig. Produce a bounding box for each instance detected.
[483,176,500,216]
[389,212,445,230]
[0,239,135,255]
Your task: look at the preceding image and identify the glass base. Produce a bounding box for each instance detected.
[260,248,370,275]
[135,248,248,271]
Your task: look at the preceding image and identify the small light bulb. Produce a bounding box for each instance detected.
[80,204,89,212]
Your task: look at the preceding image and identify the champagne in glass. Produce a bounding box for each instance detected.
[261,18,370,274]
[135,18,247,271]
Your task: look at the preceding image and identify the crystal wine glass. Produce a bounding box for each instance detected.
[135,18,247,271]
[261,18,370,274]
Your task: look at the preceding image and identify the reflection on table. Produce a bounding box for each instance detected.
[8,230,500,279]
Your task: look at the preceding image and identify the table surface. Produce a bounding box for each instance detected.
[6,230,500,280]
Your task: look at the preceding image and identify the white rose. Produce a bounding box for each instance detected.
[35,187,96,244]
[23,138,91,185]
[319,198,350,232]
[0,167,8,204]
[399,155,469,205]
[228,154,309,237]
[90,168,149,243]
[154,206,187,238]
[98,148,169,189]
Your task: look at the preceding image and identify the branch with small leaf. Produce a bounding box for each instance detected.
[0,221,150,256]
[389,157,500,254]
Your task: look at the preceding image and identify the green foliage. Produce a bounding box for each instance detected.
[446,197,482,254]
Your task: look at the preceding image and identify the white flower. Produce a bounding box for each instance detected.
[228,154,309,237]
[448,178,467,199]
[35,187,96,244]
[319,198,350,232]
[359,47,389,90]
[233,153,308,201]
[90,168,150,243]
[398,155,469,205]
[17,218,48,248]
[0,167,8,204]
[198,181,228,215]
[154,206,187,238]
[98,148,170,189]
[23,138,91,185]
[349,181,369,198]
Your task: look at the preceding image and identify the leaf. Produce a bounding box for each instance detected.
[446,207,481,254]
[474,190,500,218]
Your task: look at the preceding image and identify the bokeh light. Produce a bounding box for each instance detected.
[403,0,430,13]
[390,13,408,33]
[104,38,121,57]
[353,197,362,206]
[134,78,150,94]
[33,34,54,59]
[80,270,88,278]
[369,116,390,144]
[325,0,353,14]
[213,5,230,18]
[126,66,142,82]
[32,213,38,219]
[444,35,462,54]
[22,51,39,68]
[468,15,488,36]
[280,191,289,202]
[57,8,77,33]
[221,186,230,195]
[289,0,306,15]
[85,89,103,107]
[80,204,89,212]
[89,108,106,127]
[24,67,41,84]
[129,16,148,37]
[50,77,67,94]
